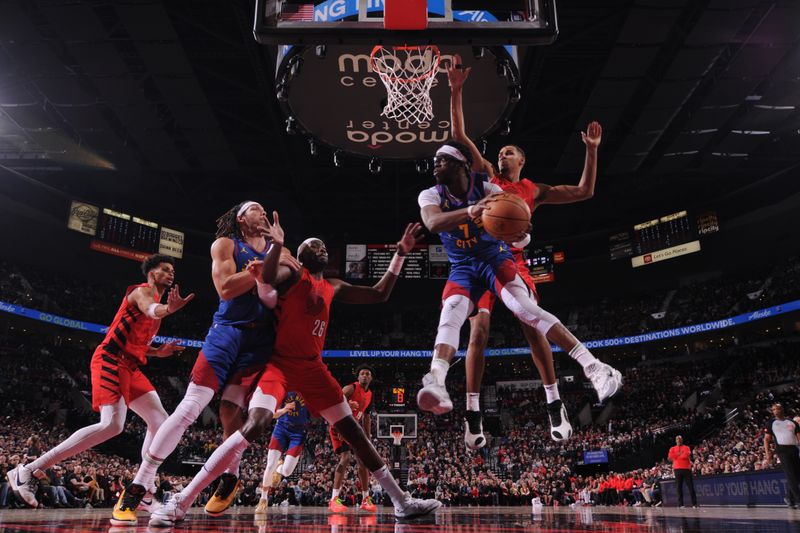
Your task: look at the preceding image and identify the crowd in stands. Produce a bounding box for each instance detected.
[1,255,798,352]
[1,254,799,510]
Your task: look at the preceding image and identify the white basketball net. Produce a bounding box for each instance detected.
[370,45,441,125]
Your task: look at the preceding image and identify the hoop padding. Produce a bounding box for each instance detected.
[370,45,441,125]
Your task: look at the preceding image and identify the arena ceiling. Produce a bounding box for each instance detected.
[1,0,799,245]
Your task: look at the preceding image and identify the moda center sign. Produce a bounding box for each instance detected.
[276,44,519,159]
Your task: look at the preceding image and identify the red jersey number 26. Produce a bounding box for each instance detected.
[312,320,326,337]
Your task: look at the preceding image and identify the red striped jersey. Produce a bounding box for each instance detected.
[95,283,162,365]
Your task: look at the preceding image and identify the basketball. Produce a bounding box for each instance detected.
[481,192,531,241]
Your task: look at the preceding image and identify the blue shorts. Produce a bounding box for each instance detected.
[191,323,274,393]
[442,247,518,304]
[269,422,306,455]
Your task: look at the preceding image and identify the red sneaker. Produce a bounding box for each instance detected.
[328,497,347,513]
[360,496,377,512]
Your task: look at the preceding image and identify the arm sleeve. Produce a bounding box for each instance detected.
[483,182,503,195]
[418,187,440,208]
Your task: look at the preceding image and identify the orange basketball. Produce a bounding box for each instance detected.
[481,192,531,241]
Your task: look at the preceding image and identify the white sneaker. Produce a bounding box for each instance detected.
[464,411,486,450]
[416,373,453,414]
[7,465,38,507]
[547,400,573,442]
[584,362,623,402]
[394,492,442,518]
[148,493,186,528]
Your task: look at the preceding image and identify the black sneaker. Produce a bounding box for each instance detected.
[546,400,573,442]
[464,411,486,450]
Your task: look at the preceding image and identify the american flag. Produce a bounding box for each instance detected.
[282,3,315,21]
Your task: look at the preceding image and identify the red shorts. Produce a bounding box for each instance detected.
[329,426,350,454]
[255,354,345,419]
[476,253,539,312]
[90,349,155,412]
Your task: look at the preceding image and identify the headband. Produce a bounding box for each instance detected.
[237,201,260,217]
[297,237,323,258]
[435,145,467,162]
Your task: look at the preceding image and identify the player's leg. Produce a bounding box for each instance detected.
[490,257,622,401]
[12,397,126,508]
[418,265,476,414]
[127,380,169,510]
[328,433,351,512]
[257,434,288,512]
[464,295,491,450]
[111,329,237,524]
[149,377,286,527]
[301,359,440,519]
[520,320,572,442]
[357,459,377,512]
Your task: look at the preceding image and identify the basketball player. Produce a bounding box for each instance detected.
[254,391,309,514]
[445,56,622,447]
[112,201,298,525]
[329,365,377,513]
[416,141,622,447]
[146,215,440,526]
[7,254,193,508]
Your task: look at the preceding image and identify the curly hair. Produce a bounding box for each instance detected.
[215,202,245,240]
[140,254,175,277]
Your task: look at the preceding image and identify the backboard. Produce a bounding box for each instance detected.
[275,43,520,160]
[377,413,417,440]
[253,0,558,46]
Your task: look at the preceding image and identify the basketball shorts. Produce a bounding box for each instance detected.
[269,423,306,456]
[329,426,351,454]
[90,349,155,412]
[255,354,348,423]
[191,323,273,397]
[475,252,539,312]
[441,246,518,308]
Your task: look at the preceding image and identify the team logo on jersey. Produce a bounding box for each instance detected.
[305,290,326,316]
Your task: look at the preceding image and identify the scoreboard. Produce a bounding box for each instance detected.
[609,210,719,267]
[345,244,434,280]
[97,209,160,253]
[68,200,185,260]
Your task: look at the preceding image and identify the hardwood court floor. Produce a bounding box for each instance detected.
[1,505,799,532]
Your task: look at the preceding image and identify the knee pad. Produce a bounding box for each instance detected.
[174,383,214,428]
[500,277,559,335]
[435,295,473,350]
[281,455,299,477]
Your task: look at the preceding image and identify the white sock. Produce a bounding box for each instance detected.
[466,392,480,411]
[372,465,406,506]
[429,358,449,386]
[331,488,340,500]
[224,454,242,477]
[569,343,598,370]
[544,383,560,403]
[362,491,369,499]
[178,431,250,511]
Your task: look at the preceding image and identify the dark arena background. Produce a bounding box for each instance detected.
[1,1,800,532]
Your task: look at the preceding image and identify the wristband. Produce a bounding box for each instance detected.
[467,205,477,218]
[146,303,162,319]
[388,253,406,276]
[512,234,531,248]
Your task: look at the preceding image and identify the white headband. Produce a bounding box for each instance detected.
[237,201,260,217]
[436,145,467,162]
[297,237,323,258]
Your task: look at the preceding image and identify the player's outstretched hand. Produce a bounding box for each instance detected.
[582,121,602,149]
[279,248,302,272]
[259,211,285,247]
[397,222,424,256]
[152,340,186,358]
[446,54,471,90]
[285,401,297,412]
[166,284,195,314]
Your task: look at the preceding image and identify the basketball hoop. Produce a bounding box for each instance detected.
[370,45,441,125]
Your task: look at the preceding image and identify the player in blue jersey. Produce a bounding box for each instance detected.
[255,392,310,514]
[416,142,622,448]
[112,201,300,525]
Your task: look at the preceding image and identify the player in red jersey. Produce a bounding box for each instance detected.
[444,56,622,448]
[328,364,377,512]
[147,214,440,527]
[6,254,193,508]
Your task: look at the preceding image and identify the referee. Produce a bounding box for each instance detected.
[764,403,800,509]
